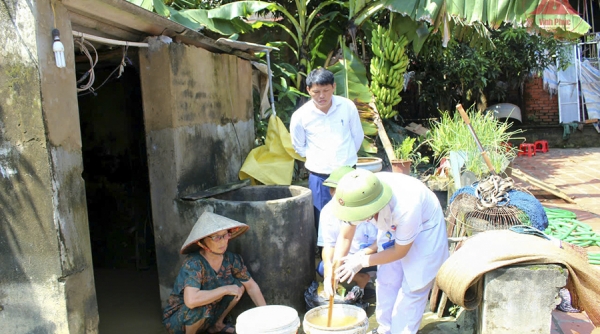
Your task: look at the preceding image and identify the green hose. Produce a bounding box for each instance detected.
[543,207,600,266]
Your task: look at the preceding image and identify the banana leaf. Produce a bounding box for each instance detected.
[129,0,277,35]
[361,121,378,136]
[383,0,590,38]
[175,2,275,35]
[359,136,378,155]
[328,42,371,104]
[128,0,153,11]
[207,1,277,20]
[152,0,169,17]
[389,13,430,55]
[349,0,386,26]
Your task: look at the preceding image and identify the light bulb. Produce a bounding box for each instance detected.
[52,29,66,68]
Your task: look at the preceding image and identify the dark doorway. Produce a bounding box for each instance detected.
[76,48,164,333]
[78,52,154,270]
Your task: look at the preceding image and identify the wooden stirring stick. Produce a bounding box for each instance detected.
[327,260,338,327]
[327,274,334,327]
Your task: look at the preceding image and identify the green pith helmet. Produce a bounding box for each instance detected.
[323,166,355,188]
[331,169,392,222]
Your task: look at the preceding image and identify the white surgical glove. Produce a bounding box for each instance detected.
[335,252,369,284]
[323,276,335,298]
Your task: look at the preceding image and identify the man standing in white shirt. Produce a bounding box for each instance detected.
[290,68,364,233]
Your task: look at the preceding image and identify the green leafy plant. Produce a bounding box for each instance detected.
[449,304,462,317]
[425,106,524,178]
[269,59,309,122]
[393,136,416,160]
[393,136,430,174]
[410,150,430,174]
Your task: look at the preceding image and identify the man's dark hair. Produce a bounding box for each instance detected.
[306,68,335,88]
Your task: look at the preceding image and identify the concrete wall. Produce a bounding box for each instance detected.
[479,264,566,334]
[139,39,255,303]
[0,0,98,332]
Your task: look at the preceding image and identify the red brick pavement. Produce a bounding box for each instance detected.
[512,147,600,243]
[512,147,600,333]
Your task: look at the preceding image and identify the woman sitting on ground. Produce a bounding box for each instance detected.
[162,212,266,334]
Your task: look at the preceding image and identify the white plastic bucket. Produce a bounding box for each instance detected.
[236,305,300,334]
[303,304,369,334]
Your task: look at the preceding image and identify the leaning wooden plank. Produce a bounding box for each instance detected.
[429,283,441,312]
[369,99,396,164]
[512,169,569,194]
[374,116,396,164]
[437,293,448,318]
[511,169,576,204]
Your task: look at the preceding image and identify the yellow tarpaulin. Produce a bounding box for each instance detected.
[239,115,305,185]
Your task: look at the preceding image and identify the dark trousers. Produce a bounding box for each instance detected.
[308,172,332,233]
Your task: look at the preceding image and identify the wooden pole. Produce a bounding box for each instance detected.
[369,101,397,163]
[511,169,576,204]
[374,116,397,163]
[456,104,496,175]
[327,273,335,327]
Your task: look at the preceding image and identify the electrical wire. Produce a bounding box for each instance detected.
[75,42,131,97]
[74,37,98,93]
[51,1,56,28]
[77,63,120,97]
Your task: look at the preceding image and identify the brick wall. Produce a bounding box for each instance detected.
[523,76,559,125]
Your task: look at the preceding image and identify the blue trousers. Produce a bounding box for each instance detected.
[308,172,332,233]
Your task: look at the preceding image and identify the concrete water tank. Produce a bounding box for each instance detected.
[199,185,314,316]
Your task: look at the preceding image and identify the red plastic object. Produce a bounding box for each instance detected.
[502,142,513,152]
[534,140,549,153]
[518,143,536,157]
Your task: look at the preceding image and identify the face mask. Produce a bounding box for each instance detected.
[371,204,392,231]
[372,218,389,231]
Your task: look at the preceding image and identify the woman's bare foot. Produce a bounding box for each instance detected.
[208,322,235,334]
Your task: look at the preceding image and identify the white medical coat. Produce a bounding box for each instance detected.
[373,172,449,292]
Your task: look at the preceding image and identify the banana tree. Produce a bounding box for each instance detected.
[342,0,590,62]
[259,1,345,90]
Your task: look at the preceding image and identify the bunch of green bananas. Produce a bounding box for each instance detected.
[370,24,409,119]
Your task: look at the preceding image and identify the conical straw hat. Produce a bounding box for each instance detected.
[180,212,249,254]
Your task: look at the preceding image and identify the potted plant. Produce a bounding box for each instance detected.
[392,137,416,174]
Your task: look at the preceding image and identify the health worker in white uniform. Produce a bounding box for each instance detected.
[326,169,449,334]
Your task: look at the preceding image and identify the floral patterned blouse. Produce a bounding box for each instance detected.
[162,251,252,334]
